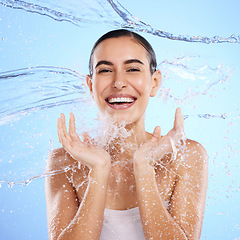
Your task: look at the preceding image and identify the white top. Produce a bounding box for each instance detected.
[100,207,145,240]
[100,201,169,240]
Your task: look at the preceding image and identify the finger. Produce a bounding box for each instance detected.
[57,114,72,146]
[57,117,63,143]
[69,113,81,142]
[57,114,66,141]
[169,136,178,158]
[173,108,186,143]
[152,126,161,140]
[60,113,68,135]
[58,124,73,151]
[69,113,76,135]
[178,108,184,127]
[174,107,184,130]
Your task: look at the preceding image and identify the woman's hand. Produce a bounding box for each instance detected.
[57,113,111,170]
[134,107,185,167]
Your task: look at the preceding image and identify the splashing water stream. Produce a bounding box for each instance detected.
[0,59,233,185]
[0,0,239,239]
[1,0,240,44]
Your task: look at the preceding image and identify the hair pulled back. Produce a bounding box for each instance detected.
[89,29,157,76]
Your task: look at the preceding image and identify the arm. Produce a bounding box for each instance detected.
[133,108,208,240]
[168,140,208,239]
[45,113,111,240]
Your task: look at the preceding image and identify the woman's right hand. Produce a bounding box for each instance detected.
[57,113,111,171]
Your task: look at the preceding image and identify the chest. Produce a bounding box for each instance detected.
[104,163,177,209]
[70,161,177,209]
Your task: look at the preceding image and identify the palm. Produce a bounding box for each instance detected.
[57,113,111,169]
[134,108,185,166]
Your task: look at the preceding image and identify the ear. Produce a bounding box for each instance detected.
[150,69,162,97]
[86,75,94,97]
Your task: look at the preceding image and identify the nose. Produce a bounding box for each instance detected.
[112,72,127,89]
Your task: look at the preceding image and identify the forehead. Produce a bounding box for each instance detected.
[92,36,149,64]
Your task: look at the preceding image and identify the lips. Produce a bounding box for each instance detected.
[105,94,137,109]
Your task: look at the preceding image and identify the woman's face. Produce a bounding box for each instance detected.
[87,36,161,124]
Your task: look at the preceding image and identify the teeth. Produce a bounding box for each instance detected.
[108,97,134,103]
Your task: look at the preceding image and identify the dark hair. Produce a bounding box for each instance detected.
[89,29,157,76]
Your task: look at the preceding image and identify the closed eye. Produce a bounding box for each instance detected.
[127,68,140,72]
[98,69,112,74]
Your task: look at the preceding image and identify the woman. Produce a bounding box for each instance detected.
[45,29,208,240]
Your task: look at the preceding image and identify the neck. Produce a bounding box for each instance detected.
[125,121,149,146]
[103,118,150,160]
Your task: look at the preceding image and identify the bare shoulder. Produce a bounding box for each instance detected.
[46,148,89,194]
[185,138,208,164]
[46,147,76,172]
[185,138,207,155]
[178,138,208,176]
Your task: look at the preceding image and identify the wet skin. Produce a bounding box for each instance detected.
[45,36,208,240]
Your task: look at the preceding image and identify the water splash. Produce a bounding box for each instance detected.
[0,169,62,188]
[0,66,91,186]
[1,0,239,44]
[184,113,227,120]
[0,66,87,126]
[0,61,235,186]
[0,59,231,127]
[0,0,239,197]
[158,56,232,104]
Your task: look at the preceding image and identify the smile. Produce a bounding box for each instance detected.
[105,95,137,109]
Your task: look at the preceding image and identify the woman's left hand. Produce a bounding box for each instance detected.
[134,107,185,167]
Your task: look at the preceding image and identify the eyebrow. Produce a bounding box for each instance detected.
[124,59,144,65]
[95,59,144,69]
[95,60,113,69]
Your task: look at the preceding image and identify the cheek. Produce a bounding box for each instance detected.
[130,76,152,95]
[92,80,103,96]
[92,76,111,94]
[92,81,109,106]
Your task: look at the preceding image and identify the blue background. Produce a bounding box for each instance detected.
[0,0,240,239]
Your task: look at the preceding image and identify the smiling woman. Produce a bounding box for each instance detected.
[45,29,208,240]
[87,32,160,123]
